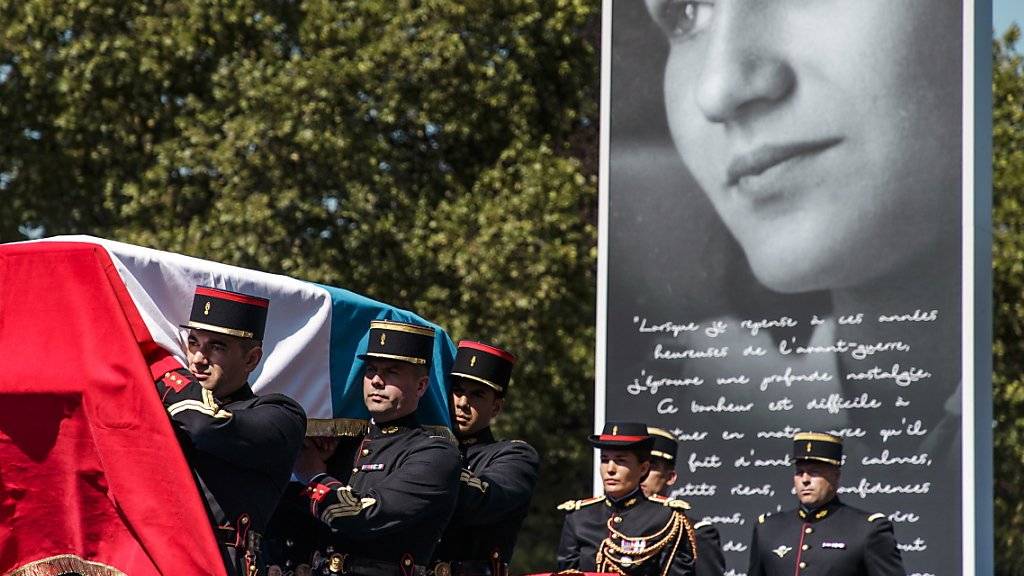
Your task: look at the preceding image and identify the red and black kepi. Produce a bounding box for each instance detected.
[449,340,517,394]
[181,285,269,340]
[358,320,436,365]
[588,421,653,450]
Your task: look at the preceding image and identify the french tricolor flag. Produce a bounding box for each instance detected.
[0,236,454,575]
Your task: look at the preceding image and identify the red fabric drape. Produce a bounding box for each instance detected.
[0,241,224,575]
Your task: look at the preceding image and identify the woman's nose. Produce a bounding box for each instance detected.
[694,4,795,123]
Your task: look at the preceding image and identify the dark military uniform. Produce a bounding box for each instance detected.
[305,412,461,573]
[748,432,905,576]
[557,488,696,576]
[433,340,539,576]
[646,427,725,576]
[433,427,540,575]
[690,519,726,576]
[156,367,306,575]
[747,498,904,576]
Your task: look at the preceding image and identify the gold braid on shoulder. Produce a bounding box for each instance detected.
[595,509,696,576]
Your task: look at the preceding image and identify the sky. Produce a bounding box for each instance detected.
[995,0,1024,36]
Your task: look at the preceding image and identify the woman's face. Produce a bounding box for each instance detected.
[645,0,961,293]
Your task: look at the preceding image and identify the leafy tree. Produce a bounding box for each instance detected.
[0,0,599,569]
[993,22,1024,576]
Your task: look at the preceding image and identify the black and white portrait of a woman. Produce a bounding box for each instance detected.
[600,1,968,573]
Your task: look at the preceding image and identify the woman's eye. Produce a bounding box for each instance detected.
[657,0,715,40]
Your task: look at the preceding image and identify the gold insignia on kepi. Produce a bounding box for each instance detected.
[181,286,270,340]
[772,545,792,558]
[612,425,619,435]
[360,320,435,365]
[450,340,517,393]
[793,431,843,466]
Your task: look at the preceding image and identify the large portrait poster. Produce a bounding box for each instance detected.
[597,2,990,575]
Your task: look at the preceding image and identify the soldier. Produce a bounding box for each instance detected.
[557,422,696,576]
[292,320,461,576]
[155,285,307,576]
[641,427,726,576]
[432,341,541,576]
[747,432,906,576]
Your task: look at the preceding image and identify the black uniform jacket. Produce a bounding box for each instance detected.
[557,488,696,576]
[748,497,905,576]
[306,413,461,565]
[691,518,726,576]
[157,368,306,532]
[434,427,540,564]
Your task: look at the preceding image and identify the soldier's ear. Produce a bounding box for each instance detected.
[243,345,263,374]
[491,395,504,417]
[414,374,430,398]
[666,469,678,486]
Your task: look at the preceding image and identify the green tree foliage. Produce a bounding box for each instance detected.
[994,22,1024,576]
[0,0,599,569]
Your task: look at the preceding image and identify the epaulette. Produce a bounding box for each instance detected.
[650,494,691,510]
[867,513,887,522]
[557,495,605,512]
[758,513,771,524]
[162,370,191,393]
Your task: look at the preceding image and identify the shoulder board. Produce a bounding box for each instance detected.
[557,495,605,512]
[162,370,191,393]
[693,520,712,530]
[758,513,771,524]
[661,498,691,510]
[510,439,528,444]
[867,513,887,522]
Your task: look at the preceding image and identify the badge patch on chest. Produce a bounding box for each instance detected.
[361,463,385,471]
[620,539,647,554]
[772,545,792,558]
[821,542,847,549]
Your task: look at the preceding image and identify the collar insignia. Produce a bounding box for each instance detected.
[772,545,792,558]
[381,426,399,434]
[816,509,829,519]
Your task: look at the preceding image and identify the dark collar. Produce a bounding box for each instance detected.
[219,383,255,404]
[369,412,419,437]
[798,495,842,522]
[604,487,645,510]
[459,427,495,447]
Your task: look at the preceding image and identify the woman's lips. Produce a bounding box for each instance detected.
[725,137,843,196]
